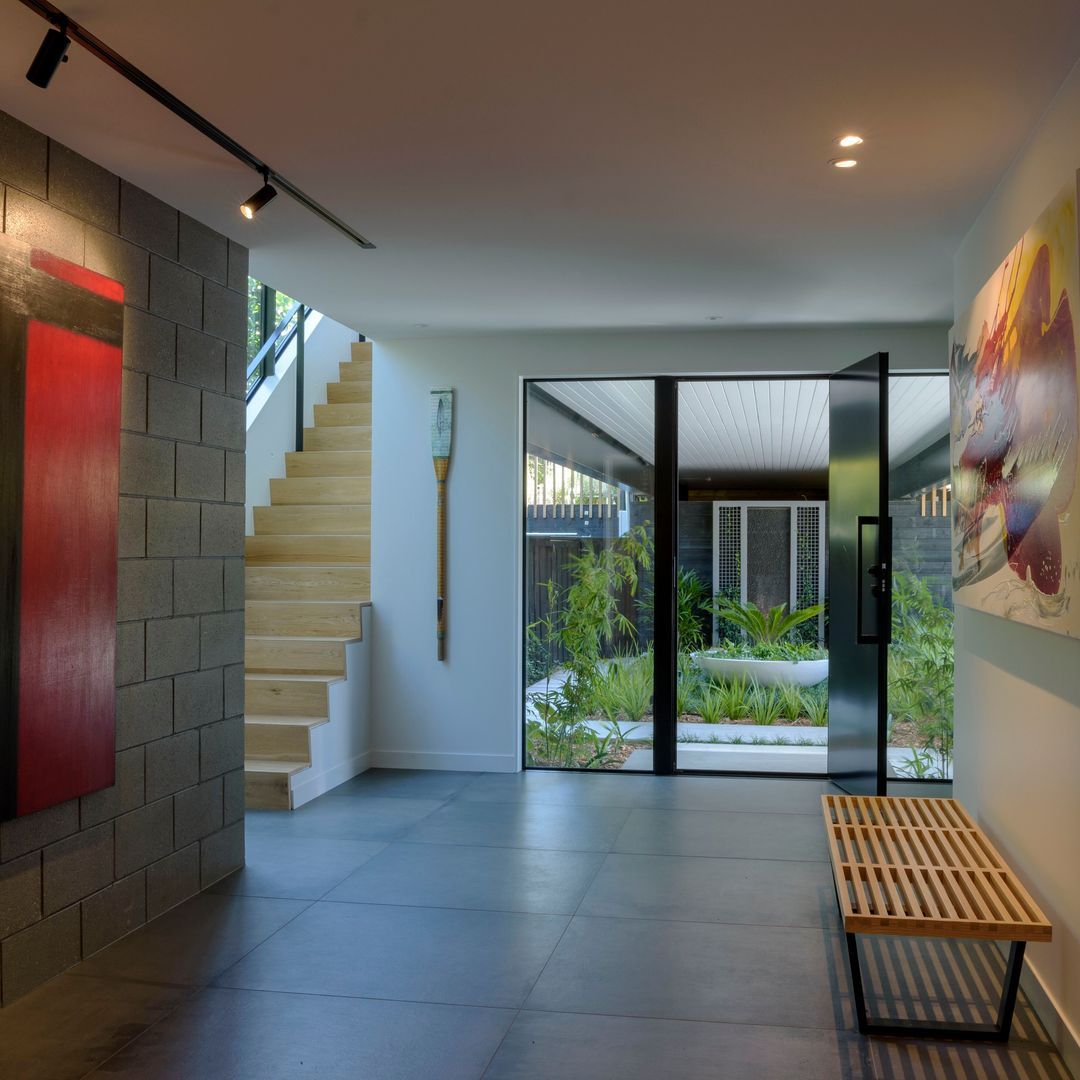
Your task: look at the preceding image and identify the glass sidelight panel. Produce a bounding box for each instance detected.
[887,373,954,781]
[523,380,655,771]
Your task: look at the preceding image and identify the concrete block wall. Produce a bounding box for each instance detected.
[0,109,247,1005]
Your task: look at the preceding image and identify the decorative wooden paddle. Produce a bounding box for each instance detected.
[430,388,454,660]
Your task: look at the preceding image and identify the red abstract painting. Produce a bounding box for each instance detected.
[0,235,124,820]
[951,178,1080,636]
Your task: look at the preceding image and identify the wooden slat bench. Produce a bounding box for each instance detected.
[822,794,1052,1041]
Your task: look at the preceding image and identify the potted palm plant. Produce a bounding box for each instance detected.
[694,599,827,687]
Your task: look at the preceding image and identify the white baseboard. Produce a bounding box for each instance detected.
[371,749,519,773]
[1015,950,1080,1076]
[291,750,373,808]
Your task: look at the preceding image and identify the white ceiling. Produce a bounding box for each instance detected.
[539,376,949,473]
[2,2,1079,337]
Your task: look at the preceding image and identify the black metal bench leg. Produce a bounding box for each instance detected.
[846,933,870,1035]
[843,932,1027,1042]
[995,941,1027,1036]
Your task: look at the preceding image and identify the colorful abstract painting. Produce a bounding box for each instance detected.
[950,176,1080,637]
[0,235,124,820]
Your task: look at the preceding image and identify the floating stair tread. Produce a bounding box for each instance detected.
[327,381,371,403]
[245,534,370,566]
[245,599,370,606]
[246,634,355,643]
[269,476,371,505]
[244,759,309,775]
[303,426,372,451]
[314,402,372,426]
[254,505,371,535]
[245,715,329,728]
[244,673,343,684]
[285,450,370,478]
[244,600,365,639]
[244,565,371,602]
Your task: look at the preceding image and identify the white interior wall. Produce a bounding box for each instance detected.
[245,312,358,532]
[370,324,946,773]
[953,58,1080,1073]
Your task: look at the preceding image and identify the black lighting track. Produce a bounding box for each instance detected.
[18,0,376,249]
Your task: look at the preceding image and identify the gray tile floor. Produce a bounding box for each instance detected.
[0,770,1070,1079]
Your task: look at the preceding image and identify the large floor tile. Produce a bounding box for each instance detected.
[0,974,190,1080]
[327,768,481,801]
[526,914,853,1029]
[614,806,829,861]
[639,775,832,814]
[325,842,603,914]
[86,987,514,1080]
[579,852,838,928]
[485,1010,875,1080]
[399,798,632,851]
[72,893,309,986]
[216,900,568,1008]
[211,834,387,899]
[457,770,655,807]
[245,793,445,841]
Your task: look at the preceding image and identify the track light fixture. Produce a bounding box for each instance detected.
[17,0,375,248]
[241,171,278,220]
[26,22,69,88]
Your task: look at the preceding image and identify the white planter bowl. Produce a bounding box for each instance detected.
[693,653,829,688]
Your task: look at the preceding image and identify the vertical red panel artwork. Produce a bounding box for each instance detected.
[0,235,124,820]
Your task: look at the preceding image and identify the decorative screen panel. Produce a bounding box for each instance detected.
[795,504,824,643]
[713,505,742,642]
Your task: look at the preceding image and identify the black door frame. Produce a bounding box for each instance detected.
[521,369,948,783]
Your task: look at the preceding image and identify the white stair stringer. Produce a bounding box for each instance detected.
[289,626,373,808]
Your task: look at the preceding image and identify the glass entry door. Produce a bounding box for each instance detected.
[827,353,891,795]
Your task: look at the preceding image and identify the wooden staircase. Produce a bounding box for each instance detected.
[244,341,372,809]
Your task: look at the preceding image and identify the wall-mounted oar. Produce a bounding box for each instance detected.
[430,388,454,660]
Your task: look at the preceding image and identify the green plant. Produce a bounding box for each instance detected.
[525,525,653,769]
[613,652,653,724]
[676,651,704,716]
[803,688,829,727]
[592,663,625,727]
[893,746,943,780]
[526,690,636,770]
[702,640,827,662]
[708,598,823,645]
[889,571,954,777]
[746,686,783,725]
[525,622,554,685]
[716,674,750,720]
[777,683,805,721]
[696,685,726,724]
[638,568,712,652]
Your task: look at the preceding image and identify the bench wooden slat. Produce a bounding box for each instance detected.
[822,795,1052,943]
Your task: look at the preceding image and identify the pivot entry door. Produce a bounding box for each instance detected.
[827,353,890,795]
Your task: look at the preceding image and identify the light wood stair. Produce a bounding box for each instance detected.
[244,340,373,810]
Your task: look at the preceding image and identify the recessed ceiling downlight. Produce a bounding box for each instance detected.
[830,158,858,169]
[838,134,864,148]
